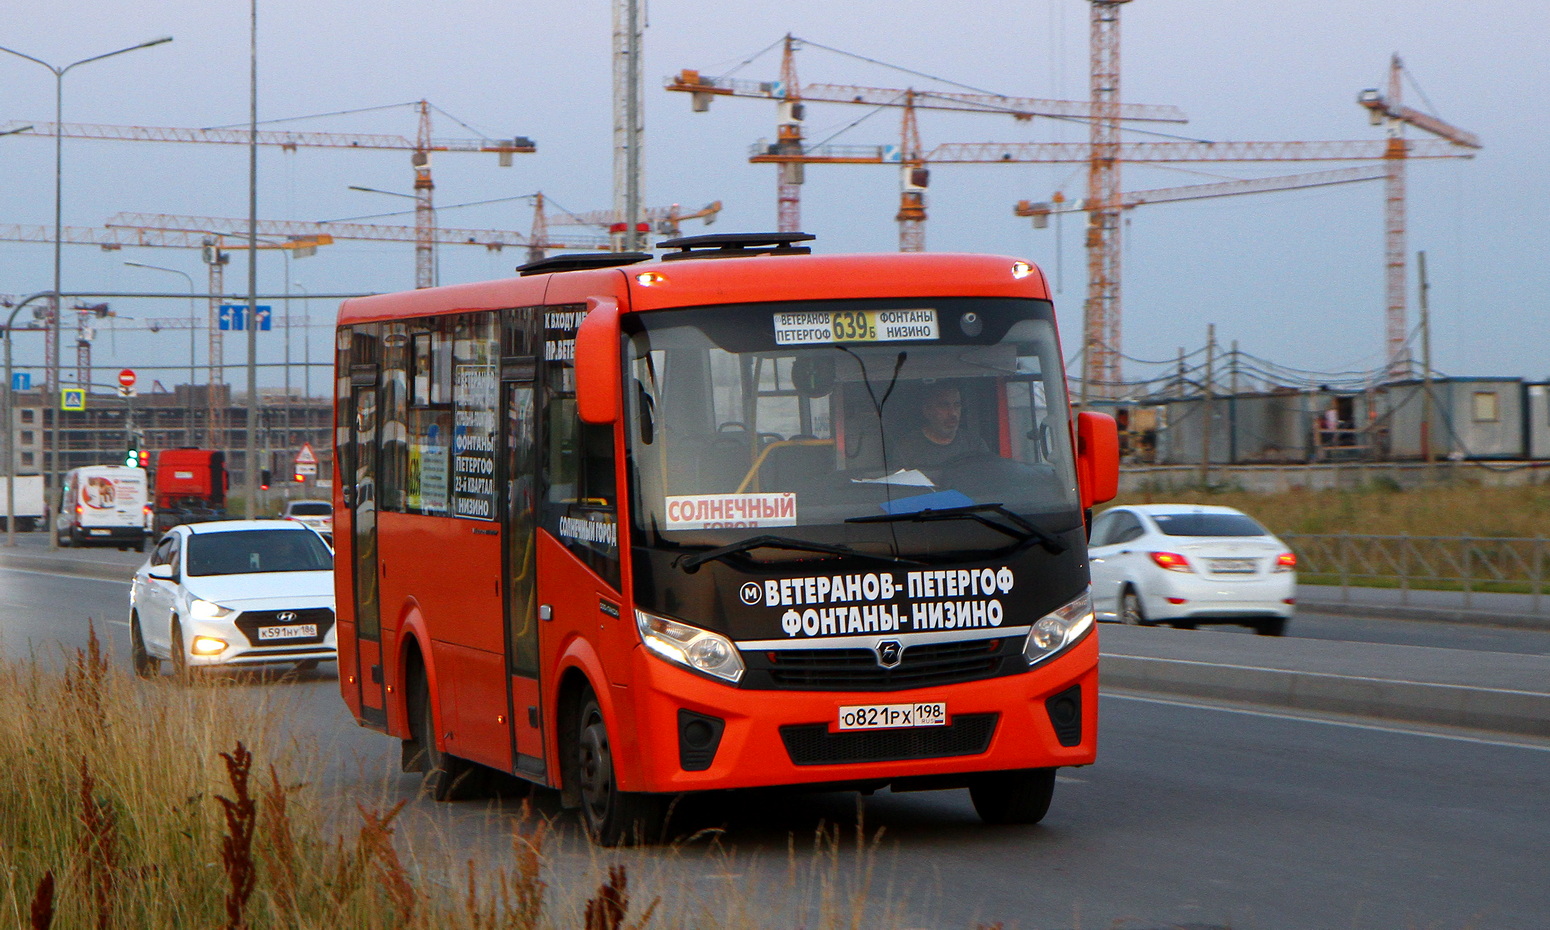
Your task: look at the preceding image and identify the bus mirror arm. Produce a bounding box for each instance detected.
[576,296,622,425]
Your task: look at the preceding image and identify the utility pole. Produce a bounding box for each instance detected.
[1201,324,1215,487]
[613,0,645,251]
[1418,250,1433,466]
[244,0,260,519]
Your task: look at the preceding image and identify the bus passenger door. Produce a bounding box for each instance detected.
[350,382,389,727]
[503,375,546,779]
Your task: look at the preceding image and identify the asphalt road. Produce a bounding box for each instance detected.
[3,546,1549,927]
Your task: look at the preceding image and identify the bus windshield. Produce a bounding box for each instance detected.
[623,297,1079,557]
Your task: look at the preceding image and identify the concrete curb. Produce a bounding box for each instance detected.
[1297,598,1550,632]
[1102,653,1550,739]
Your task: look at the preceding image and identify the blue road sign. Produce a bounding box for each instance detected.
[10,372,31,391]
[60,388,86,412]
[218,304,273,331]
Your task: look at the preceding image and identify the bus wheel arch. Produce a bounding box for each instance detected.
[402,638,486,801]
[558,669,666,846]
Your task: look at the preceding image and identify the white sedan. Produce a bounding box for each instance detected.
[129,520,337,676]
[1087,504,1296,635]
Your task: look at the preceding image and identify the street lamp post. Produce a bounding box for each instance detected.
[124,261,198,443]
[3,293,53,547]
[0,34,172,548]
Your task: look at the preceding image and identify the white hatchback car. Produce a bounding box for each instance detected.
[1087,504,1296,635]
[282,499,333,542]
[129,520,337,676]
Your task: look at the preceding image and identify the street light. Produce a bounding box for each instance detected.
[124,261,198,443]
[3,293,53,548]
[0,34,173,548]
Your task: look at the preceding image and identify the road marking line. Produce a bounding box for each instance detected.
[1104,653,1548,698]
[0,566,130,585]
[1103,691,1550,753]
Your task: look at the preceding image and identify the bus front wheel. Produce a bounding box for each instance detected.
[969,767,1056,825]
[575,695,666,846]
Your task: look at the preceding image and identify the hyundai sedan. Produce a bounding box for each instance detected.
[1087,504,1296,635]
[129,520,337,676]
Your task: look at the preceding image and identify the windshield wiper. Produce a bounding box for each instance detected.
[846,503,1069,555]
[675,534,925,573]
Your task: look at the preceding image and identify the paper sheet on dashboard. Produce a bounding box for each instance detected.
[849,468,935,488]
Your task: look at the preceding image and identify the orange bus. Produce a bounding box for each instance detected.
[333,233,1118,845]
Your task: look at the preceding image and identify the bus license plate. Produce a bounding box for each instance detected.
[258,624,316,641]
[838,702,947,731]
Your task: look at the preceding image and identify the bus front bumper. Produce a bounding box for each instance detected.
[618,630,1099,795]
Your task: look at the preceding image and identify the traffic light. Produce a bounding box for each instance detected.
[138,450,150,468]
[293,472,306,484]
[260,468,272,491]
[124,433,141,468]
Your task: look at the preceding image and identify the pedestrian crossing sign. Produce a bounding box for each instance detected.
[60,388,86,411]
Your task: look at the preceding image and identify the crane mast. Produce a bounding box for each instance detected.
[1358,56,1480,379]
[1085,0,1129,403]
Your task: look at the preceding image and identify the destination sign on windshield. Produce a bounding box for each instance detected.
[773,308,939,346]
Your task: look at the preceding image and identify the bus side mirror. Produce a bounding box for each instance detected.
[1075,411,1119,510]
[576,296,622,425]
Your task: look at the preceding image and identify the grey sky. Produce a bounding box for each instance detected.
[1,1,1542,392]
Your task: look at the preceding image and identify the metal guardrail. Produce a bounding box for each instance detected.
[1283,534,1549,612]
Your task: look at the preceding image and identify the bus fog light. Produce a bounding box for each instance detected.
[635,609,745,684]
[1023,590,1094,666]
[191,636,227,655]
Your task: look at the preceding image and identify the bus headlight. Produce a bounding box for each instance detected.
[189,599,235,620]
[635,609,745,684]
[1023,589,1094,666]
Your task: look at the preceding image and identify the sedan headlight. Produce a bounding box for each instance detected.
[189,599,235,621]
[635,609,745,683]
[1023,589,1095,666]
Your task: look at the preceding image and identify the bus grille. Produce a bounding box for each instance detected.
[779,713,998,766]
[745,639,1015,691]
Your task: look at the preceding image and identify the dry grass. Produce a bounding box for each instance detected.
[1114,482,1550,539]
[0,626,915,929]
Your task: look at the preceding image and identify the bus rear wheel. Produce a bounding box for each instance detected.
[407,669,487,801]
[969,768,1056,825]
[575,695,666,846]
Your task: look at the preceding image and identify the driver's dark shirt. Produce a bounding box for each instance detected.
[889,428,989,470]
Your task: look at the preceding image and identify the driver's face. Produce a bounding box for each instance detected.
[922,388,962,440]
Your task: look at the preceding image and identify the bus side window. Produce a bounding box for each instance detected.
[541,303,621,588]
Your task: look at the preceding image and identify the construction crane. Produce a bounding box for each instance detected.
[542,198,723,250]
[0,224,329,442]
[0,101,536,289]
[1014,165,1391,222]
[1358,55,1480,377]
[667,33,1187,234]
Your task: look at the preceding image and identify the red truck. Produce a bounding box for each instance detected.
[152,448,229,533]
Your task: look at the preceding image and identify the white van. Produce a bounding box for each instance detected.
[56,465,152,550]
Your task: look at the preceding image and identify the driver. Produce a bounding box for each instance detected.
[891,382,987,470]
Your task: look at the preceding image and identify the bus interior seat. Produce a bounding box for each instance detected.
[756,441,836,492]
